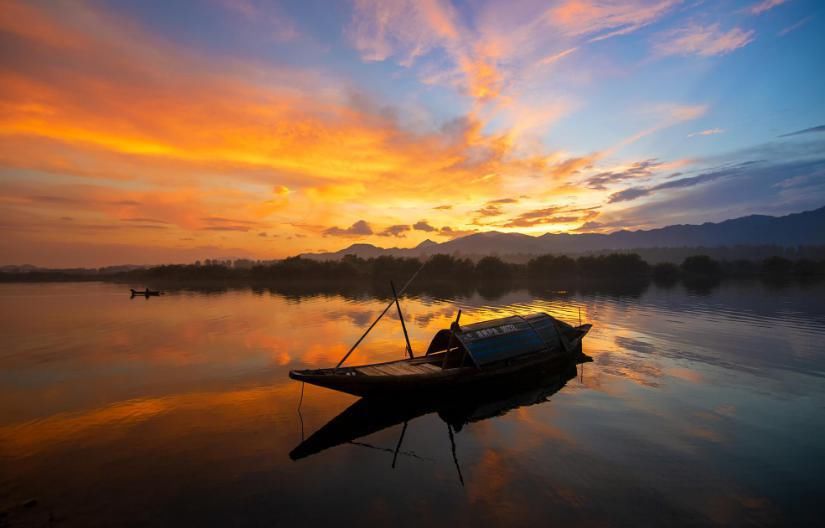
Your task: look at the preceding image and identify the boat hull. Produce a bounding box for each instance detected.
[290,357,584,460]
[290,323,591,397]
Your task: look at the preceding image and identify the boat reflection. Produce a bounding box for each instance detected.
[291,351,592,482]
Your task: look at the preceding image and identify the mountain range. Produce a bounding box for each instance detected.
[302,206,825,261]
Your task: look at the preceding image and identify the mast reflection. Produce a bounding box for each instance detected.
[291,351,592,483]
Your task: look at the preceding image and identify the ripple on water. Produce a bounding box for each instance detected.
[0,281,824,527]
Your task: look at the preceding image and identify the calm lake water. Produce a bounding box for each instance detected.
[1,280,824,527]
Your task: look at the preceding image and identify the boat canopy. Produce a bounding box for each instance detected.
[426,312,569,367]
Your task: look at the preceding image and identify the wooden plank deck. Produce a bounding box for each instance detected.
[355,362,442,377]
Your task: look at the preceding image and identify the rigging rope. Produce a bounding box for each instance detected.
[335,258,429,369]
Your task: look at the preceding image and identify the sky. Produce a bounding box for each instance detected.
[1,0,824,267]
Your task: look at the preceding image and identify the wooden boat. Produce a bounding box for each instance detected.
[130,288,161,297]
[291,353,590,461]
[289,311,591,397]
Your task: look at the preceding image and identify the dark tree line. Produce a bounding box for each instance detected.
[3,253,824,285]
[115,252,825,284]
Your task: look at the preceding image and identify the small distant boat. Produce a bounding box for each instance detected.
[130,288,161,297]
[289,311,591,397]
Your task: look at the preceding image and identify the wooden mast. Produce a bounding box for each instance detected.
[391,280,413,359]
[447,422,465,486]
[335,259,427,369]
[391,421,408,469]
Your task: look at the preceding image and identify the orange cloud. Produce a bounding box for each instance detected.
[654,24,756,57]
[0,2,564,261]
[0,0,716,265]
[349,0,507,104]
[548,0,677,40]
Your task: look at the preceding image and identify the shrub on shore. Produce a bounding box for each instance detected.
[527,255,576,280]
[475,256,513,280]
[681,255,721,277]
[527,253,649,281]
[761,256,793,276]
[652,262,679,283]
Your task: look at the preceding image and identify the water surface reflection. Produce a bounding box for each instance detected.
[1,281,823,526]
[291,355,589,469]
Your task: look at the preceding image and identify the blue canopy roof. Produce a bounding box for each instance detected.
[453,313,568,367]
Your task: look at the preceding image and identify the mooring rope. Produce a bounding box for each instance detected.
[296,382,305,441]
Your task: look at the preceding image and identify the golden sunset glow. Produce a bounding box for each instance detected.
[1,0,822,266]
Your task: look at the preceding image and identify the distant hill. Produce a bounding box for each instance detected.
[302,206,825,261]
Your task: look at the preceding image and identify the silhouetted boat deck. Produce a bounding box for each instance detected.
[290,353,591,465]
[290,312,591,397]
